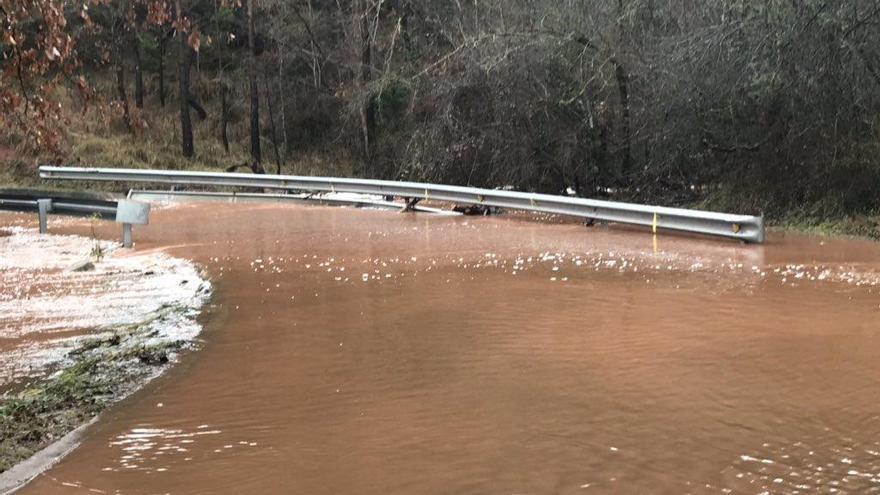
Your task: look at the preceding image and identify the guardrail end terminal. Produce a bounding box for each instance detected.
[755,214,766,244]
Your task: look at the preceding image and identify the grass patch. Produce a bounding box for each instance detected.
[778,213,880,240]
[0,359,110,473]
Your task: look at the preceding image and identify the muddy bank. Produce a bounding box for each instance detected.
[0,220,210,489]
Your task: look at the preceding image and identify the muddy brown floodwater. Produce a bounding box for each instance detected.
[10,203,880,494]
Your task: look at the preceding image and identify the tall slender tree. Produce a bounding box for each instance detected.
[358,0,376,167]
[247,0,264,172]
[111,5,132,132]
[215,0,230,153]
[157,29,169,107]
[176,0,194,157]
[133,35,144,109]
[264,65,282,172]
[115,57,132,132]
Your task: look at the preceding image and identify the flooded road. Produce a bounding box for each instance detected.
[10,203,880,494]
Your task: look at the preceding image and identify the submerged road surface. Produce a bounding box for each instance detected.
[10,203,880,494]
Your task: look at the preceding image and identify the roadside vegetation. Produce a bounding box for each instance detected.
[0,306,194,474]
[1,1,880,237]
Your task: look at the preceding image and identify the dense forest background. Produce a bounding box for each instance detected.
[3,0,880,223]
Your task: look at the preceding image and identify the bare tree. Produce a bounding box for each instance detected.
[214,0,229,153]
[133,35,144,109]
[176,0,194,157]
[264,65,282,171]
[247,0,264,173]
[357,0,377,167]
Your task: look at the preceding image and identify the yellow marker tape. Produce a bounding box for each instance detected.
[478,195,485,203]
[732,223,741,234]
[652,212,659,234]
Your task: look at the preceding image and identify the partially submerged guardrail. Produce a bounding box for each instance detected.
[39,166,765,243]
[126,189,458,216]
[0,193,149,247]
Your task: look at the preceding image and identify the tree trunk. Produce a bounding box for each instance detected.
[359,0,375,167]
[188,97,207,120]
[614,59,631,176]
[220,85,230,153]
[247,0,264,173]
[278,40,289,158]
[177,0,194,157]
[115,59,132,132]
[158,34,166,107]
[588,93,612,189]
[393,0,411,50]
[215,0,229,153]
[615,0,631,178]
[264,67,282,173]
[133,36,144,109]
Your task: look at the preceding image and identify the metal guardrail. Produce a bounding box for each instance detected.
[0,196,117,216]
[0,194,118,231]
[0,192,148,247]
[0,198,38,209]
[39,166,766,243]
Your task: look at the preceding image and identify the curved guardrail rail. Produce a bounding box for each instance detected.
[39,166,766,243]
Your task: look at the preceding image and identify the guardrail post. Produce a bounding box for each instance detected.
[115,199,150,248]
[37,199,53,234]
[122,223,133,248]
